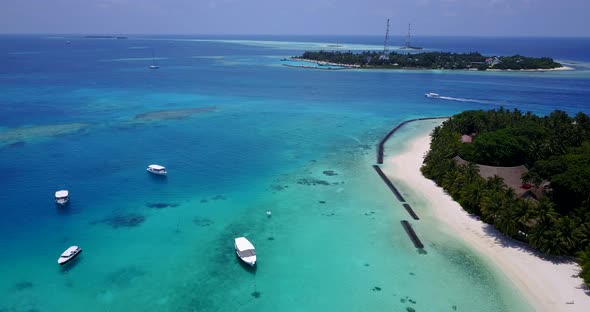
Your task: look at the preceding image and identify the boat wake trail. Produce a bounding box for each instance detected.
[438,96,499,105]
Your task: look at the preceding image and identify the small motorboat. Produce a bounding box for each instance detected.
[57,246,82,265]
[55,190,70,206]
[425,92,441,98]
[235,237,256,266]
[148,64,159,69]
[147,164,167,176]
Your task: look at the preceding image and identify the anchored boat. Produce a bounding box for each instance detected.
[55,190,70,206]
[57,246,82,265]
[234,237,256,266]
[147,164,167,176]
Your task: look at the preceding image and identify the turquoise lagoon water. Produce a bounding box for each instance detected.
[1,35,590,311]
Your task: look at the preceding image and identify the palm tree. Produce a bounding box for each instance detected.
[578,248,590,269]
[576,247,590,286]
[575,222,590,250]
[536,197,559,218]
[485,175,506,192]
[462,163,480,183]
[514,199,536,230]
[504,187,516,200]
[480,190,513,223]
[504,199,537,241]
[460,180,485,214]
[528,216,557,254]
[555,217,580,254]
[526,140,544,165]
[528,198,563,254]
[441,168,458,189]
[495,208,519,237]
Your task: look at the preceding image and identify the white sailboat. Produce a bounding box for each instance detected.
[149,50,159,69]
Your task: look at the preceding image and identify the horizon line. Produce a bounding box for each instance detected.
[1,32,589,39]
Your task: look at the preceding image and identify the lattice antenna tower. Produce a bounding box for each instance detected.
[405,23,412,48]
[382,19,390,59]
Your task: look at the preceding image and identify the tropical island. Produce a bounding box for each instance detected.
[420,108,590,287]
[295,51,564,70]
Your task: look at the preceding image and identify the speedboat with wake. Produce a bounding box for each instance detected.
[425,93,441,98]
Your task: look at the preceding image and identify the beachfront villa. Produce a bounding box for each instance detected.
[453,156,543,201]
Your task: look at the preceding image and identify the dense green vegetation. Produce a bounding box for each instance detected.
[299,51,562,70]
[491,55,561,70]
[421,108,590,286]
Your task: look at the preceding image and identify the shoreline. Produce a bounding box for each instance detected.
[381,123,590,312]
[487,65,574,72]
[289,58,574,72]
[290,58,359,68]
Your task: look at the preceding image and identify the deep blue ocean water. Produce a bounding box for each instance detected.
[1,35,589,311]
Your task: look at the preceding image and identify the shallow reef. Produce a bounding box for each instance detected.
[193,217,214,227]
[0,123,90,145]
[296,178,331,186]
[146,202,179,209]
[270,184,289,191]
[105,266,147,288]
[91,213,146,228]
[134,106,215,121]
[12,281,34,291]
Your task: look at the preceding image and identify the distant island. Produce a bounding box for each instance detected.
[295,51,565,71]
[421,108,590,287]
[84,35,128,39]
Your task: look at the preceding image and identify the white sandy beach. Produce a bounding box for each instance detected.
[382,129,590,312]
[487,65,574,72]
[549,65,575,71]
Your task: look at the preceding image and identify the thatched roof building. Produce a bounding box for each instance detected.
[453,156,542,200]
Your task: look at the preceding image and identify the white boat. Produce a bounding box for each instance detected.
[147,164,167,175]
[425,92,440,98]
[55,190,70,206]
[57,246,82,265]
[234,237,256,266]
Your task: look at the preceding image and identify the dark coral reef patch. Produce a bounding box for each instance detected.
[146,202,179,209]
[91,213,146,228]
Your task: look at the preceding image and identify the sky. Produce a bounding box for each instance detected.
[0,0,588,37]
